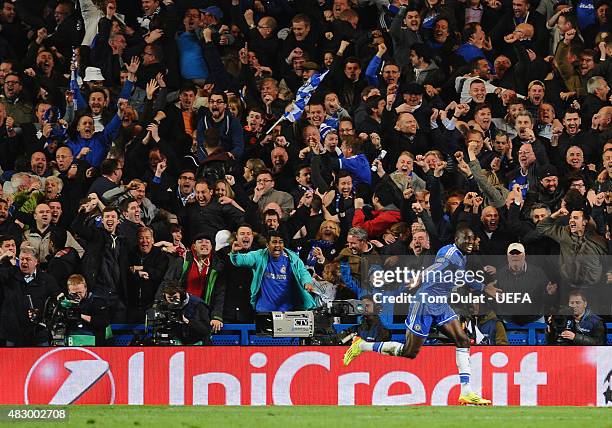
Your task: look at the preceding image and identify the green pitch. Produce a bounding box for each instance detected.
[1,406,611,428]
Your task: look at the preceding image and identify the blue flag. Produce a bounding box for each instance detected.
[284,70,329,123]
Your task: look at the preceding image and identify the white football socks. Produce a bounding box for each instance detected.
[456,347,472,395]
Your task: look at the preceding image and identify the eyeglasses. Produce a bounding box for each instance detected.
[4,80,19,85]
[179,176,195,181]
[209,99,225,104]
[256,179,273,184]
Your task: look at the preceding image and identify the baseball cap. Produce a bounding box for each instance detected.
[527,80,545,91]
[507,243,525,254]
[302,61,320,72]
[191,232,215,247]
[537,164,558,180]
[402,82,424,95]
[200,6,223,21]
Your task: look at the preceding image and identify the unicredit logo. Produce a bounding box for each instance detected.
[24,348,115,405]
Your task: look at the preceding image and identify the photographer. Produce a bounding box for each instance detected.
[154,281,211,345]
[62,274,111,346]
[335,295,391,343]
[0,246,61,346]
[554,290,606,345]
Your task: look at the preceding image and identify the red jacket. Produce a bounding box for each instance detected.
[352,208,402,238]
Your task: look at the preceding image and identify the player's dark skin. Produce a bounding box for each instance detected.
[401,228,484,359]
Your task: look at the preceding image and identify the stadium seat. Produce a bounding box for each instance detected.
[110,334,135,346]
[504,322,547,345]
[248,336,300,346]
[506,333,528,345]
[222,324,255,345]
[211,335,241,345]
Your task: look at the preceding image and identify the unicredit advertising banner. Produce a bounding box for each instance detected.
[1,346,611,406]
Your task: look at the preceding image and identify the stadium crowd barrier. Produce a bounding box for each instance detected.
[107,323,612,346]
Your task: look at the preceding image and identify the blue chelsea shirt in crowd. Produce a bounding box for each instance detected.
[256,252,295,312]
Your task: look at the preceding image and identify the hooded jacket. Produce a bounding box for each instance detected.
[352,204,402,239]
[195,109,244,159]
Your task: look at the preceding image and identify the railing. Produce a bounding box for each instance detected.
[105,322,612,346]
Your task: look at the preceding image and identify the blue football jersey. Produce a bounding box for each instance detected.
[414,244,484,314]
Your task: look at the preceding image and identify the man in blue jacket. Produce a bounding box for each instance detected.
[558,290,606,345]
[195,90,244,160]
[229,229,316,312]
[66,98,126,167]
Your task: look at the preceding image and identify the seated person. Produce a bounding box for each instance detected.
[158,281,211,345]
[64,274,111,346]
[336,295,391,343]
[551,290,605,346]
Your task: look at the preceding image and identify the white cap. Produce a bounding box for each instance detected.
[215,229,231,251]
[83,67,105,82]
[507,242,525,254]
[277,28,291,40]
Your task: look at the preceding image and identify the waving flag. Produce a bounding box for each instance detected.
[265,70,330,135]
[284,70,329,122]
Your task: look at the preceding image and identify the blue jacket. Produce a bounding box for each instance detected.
[365,55,382,87]
[176,31,209,80]
[196,110,244,159]
[566,309,606,345]
[455,43,493,70]
[230,248,317,310]
[338,153,372,186]
[340,261,394,325]
[71,75,134,112]
[66,114,121,167]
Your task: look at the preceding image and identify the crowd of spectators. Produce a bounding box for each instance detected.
[0,0,610,346]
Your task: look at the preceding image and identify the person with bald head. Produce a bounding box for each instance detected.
[501,24,548,95]
[55,146,91,223]
[490,0,548,57]
[594,106,612,132]
[507,142,540,199]
[457,199,513,254]
[23,202,84,261]
[29,152,48,177]
[384,111,430,168]
[270,146,294,192]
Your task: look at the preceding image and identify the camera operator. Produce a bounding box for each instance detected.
[157,281,211,345]
[555,290,606,345]
[335,295,391,343]
[62,274,111,346]
[0,246,60,346]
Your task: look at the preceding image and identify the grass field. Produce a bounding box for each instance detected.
[1,406,611,428]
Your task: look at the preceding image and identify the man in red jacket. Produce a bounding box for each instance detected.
[352,187,401,239]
